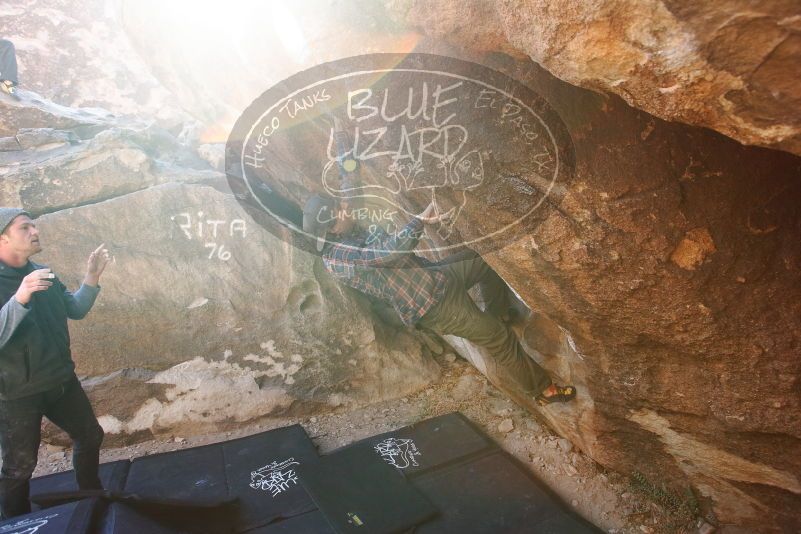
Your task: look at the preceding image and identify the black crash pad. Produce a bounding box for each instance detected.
[16,414,599,533]
[328,412,600,533]
[97,500,239,534]
[245,510,334,533]
[299,445,437,534]
[0,499,100,534]
[30,460,130,511]
[339,412,495,476]
[530,512,602,534]
[30,490,237,534]
[412,451,597,533]
[123,424,319,532]
[97,502,178,534]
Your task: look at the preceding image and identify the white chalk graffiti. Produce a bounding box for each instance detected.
[245,88,332,169]
[0,514,58,534]
[250,458,300,497]
[237,59,566,255]
[320,82,485,240]
[374,437,421,469]
[171,212,248,240]
[278,89,331,120]
[204,242,232,261]
[170,212,247,261]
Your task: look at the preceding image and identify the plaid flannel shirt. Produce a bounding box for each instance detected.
[322,218,448,326]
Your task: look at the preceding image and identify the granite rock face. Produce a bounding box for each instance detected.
[384,0,801,157]
[7,0,799,155]
[439,57,801,533]
[0,0,185,127]
[0,95,439,447]
[233,49,800,530]
[3,2,800,531]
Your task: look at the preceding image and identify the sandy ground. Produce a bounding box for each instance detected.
[33,352,701,533]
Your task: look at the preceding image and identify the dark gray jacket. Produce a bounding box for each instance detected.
[0,260,99,400]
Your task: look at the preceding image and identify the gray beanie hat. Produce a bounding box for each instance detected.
[0,208,30,235]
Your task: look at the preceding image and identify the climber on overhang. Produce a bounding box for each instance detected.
[304,194,576,406]
[302,120,576,407]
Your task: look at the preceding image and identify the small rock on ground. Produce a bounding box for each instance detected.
[524,419,542,432]
[497,418,514,433]
[452,375,482,401]
[488,397,515,416]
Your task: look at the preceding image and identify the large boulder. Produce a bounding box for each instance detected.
[3,2,800,530]
[443,57,800,533]
[117,0,421,137]
[0,91,135,139]
[0,97,439,446]
[7,0,800,156]
[0,0,186,127]
[0,94,226,215]
[230,48,800,530]
[2,0,418,137]
[33,181,438,445]
[384,0,801,157]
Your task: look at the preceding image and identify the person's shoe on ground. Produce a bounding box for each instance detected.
[0,80,19,100]
[536,384,577,406]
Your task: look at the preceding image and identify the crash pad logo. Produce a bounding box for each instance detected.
[227,53,573,256]
[374,437,421,469]
[0,514,58,534]
[249,458,300,497]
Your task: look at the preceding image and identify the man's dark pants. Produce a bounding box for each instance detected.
[0,376,104,518]
[0,40,18,85]
[419,254,552,396]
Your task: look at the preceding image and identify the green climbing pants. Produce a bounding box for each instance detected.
[418,253,552,396]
